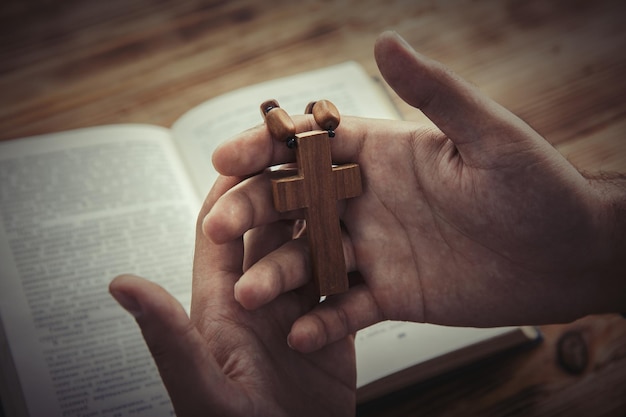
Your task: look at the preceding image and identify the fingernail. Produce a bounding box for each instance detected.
[287,333,295,350]
[233,281,241,303]
[111,290,142,318]
[201,214,211,237]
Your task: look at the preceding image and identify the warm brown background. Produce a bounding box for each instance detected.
[1,0,625,415]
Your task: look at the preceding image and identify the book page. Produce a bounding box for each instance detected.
[0,125,199,417]
[171,61,399,198]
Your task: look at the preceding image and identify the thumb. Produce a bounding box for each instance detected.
[374,31,544,166]
[109,274,229,416]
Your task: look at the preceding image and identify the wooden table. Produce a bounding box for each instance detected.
[2,0,625,415]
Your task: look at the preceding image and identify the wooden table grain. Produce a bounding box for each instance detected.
[2,0,625,416]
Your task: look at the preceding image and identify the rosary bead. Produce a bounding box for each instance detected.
[260,99,280,116]
[265,107,296,142]
[260,99,296,142]
[306,99,340,132]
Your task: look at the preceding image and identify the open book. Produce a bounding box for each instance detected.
[0,62,539,416]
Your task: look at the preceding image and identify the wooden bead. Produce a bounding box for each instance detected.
[304,101,317,114]
[311,99,340,132]
[260,99,280,120]
[265,107,296,141]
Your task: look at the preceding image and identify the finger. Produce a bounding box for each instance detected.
[202,171,304,245]
[193,175,248,313]
[109,274,234,415]
[212,117,319,177]
[287,284,385,353]
[197,174,244,220]
[196,175,245,277]
[237,222,360,311]
[374,31,545,165]
[212,113,393,178]
[243,220,301,271]
[236,237,310,310]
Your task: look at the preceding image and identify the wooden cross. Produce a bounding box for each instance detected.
[261,99,362,296]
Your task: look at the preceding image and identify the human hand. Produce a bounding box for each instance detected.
[109,176,356,417]
[204,31,623,353]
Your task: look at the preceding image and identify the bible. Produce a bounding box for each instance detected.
[0,61,539,417]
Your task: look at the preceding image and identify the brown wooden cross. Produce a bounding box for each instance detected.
[272,131,362,295]
[262,99,362,296]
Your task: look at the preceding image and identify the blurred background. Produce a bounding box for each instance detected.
[1,0,625,416]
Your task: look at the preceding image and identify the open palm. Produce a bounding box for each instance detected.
[206,32,616,354]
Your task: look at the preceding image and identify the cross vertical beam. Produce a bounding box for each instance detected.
[272,130,362,296]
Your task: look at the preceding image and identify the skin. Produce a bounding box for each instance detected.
[204,31,625,353]
[110,175,356,417]
[109,31,626,416]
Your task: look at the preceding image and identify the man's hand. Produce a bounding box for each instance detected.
[110,176,356,417]
[204,31,624,353]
